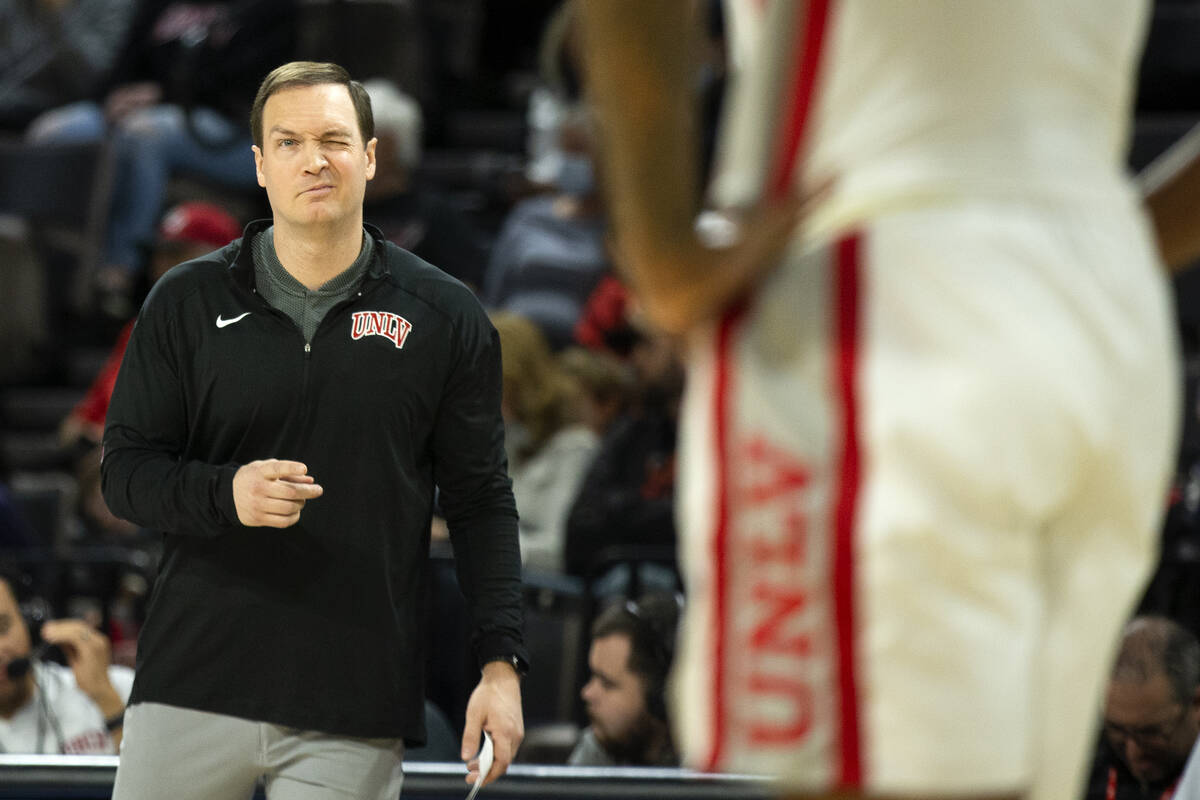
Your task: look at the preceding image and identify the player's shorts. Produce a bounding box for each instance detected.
[670,192,1179,800]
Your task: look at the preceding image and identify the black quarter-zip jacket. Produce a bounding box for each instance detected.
[101,221,526,743]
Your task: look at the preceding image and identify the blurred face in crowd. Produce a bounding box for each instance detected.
[149,241,223,285]
[1104,672,1200,784]
[253,83,376,235]
[580,633,650,752]
[0,579,33,717]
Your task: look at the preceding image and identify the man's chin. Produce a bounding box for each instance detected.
[0,675,31,715]
[1131,762,1172,786]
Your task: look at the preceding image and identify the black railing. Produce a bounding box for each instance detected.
[0,757,773,800]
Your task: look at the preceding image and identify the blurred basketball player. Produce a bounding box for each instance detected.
[578,2,1200,798]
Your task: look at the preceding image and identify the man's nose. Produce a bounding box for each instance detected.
[581,679,596,703]
[1124,737,1147,766]
[304,143,328,172]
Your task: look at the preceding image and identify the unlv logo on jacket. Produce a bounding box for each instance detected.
[350,311,413,349]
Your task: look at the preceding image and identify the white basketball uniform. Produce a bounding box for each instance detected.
[670,2,1180,799]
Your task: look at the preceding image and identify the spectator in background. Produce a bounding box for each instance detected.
[557,345,633,439]
[59,202,242,539]
[0,0,135,133]
[26,0,295,314]
[482,102,609,350]
[493,311,598,573]
[564,311,683,585]
[363,79,489,290]
[0,569,133,754]
[1083,616,1200,799]
[570,591,680,768]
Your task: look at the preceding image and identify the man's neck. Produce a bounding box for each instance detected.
[604,715,675,766]
[0,676,34,720]
[271,217,366,290]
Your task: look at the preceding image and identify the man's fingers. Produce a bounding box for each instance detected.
[257,497,307,516]
[277,474,316,485]
[257,459,310,480]
[486,736,512,785]
[460,717,482,762]
[259,481,323,501]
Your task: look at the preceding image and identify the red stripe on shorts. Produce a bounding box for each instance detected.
[705,300,746,772]
[832,234,863,787]
[707,0,834,773]
[768,0,832,201]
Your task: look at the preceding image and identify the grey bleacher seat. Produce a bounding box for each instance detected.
[2,431,67,473]
[9,471,78,547]
[64,346,112,389]
[1138,3,1200,113]
[0,386,84,432]
[521,569,589,727]
[444,110,527,152]
[0,137,116,313]
[406,700,461,763]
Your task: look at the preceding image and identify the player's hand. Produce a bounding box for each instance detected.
[39,620,121,712]
[611,187,822,336]
[461,660,524,787]
[232,459,323,528]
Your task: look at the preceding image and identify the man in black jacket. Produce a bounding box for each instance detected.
[101,61,527,799]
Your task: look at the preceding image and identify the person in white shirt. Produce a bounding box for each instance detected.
[0,571,133,754]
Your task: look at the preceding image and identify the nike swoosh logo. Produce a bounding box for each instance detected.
[215,312,251,328]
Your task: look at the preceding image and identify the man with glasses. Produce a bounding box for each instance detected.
[1085,616,1200,799]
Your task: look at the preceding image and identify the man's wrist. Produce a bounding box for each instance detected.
[89,684,124,721]
[482,654,528,680]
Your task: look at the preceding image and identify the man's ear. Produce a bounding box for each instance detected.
[364,137,377,181]
[252,145,266,188]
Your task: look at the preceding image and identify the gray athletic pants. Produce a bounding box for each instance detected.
[112,703,405,800]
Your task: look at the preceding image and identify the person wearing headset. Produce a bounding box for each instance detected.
[0,570,133,754]
[570,592,681,767]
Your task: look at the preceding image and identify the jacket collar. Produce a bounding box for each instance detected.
[228,219,391,289]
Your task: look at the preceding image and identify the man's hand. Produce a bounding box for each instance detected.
[232,459,323,528]
[103,82,162,123]
[461,661,524,787]
[39,620,123,717]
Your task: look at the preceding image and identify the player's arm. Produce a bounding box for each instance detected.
[1141,123,1200,272]
[577,0,803,334]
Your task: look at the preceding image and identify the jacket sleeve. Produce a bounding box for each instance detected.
[100,288,240,536]
[434,297,529,672]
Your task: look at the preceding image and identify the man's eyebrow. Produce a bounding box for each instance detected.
[268,126,355,140]
[591,667,619,685]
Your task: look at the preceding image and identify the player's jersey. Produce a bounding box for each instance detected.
[671,3,1174,798]
[710,0,1152,235]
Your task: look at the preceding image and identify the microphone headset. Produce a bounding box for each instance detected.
[1,567,58,680]
[620,593,682,724]
[0,566,66,753]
